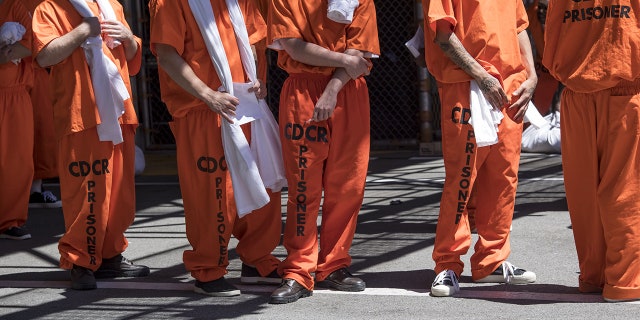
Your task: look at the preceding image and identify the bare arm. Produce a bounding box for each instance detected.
[434,20,508,110]
[36,17,100,67]
[312,49,364,122]
[279,38,371,79]
[0,42,30,64]
[509,30,538,120]
[154,43,238,123]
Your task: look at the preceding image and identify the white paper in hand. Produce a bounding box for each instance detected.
[223,82,263,125]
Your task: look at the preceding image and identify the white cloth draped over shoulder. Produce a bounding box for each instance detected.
[188,0,286,217]
[69,0,129,145]
[327,0,359,24]
[469,80,504,147]
[0,22,26,65]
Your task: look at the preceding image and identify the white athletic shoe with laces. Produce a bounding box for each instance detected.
[431,269,460,297]
[474,261,536,284]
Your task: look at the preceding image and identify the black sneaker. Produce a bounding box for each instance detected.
[94,254,150,279]
[240,264,281,285]
[0,226,31,240]
[70,265,97,290]
[29,191,62,209]
[194,278,241,297]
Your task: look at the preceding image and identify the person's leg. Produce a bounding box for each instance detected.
[432,81,480,277]
[29,68,61,209]
[598,82,640,301]
[560,89,606,293]
[170,110,239,296]
[0,87,33,239]
[315,78,369,292]
[470,106,522,281]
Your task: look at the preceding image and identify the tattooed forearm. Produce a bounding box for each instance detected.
[435,33,487,82]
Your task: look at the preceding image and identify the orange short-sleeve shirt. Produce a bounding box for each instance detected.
[148,0,266,118]
[32,0,140,138]
[423,0,529,85]
[268,0,380,75]
[543,0,640,93]
[0,0,33,89]
[22,0,42,13]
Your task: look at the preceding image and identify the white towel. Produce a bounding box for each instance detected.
[188,0,286,217]
[0,22,26,65]
[327,0,359,24]
[469,80,504,147]
[94,0,121,49]
[523,101,548,129]
[69,0,129,145]
[404,26,424,59]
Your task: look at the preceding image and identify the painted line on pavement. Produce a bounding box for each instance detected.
[2,280,633,304]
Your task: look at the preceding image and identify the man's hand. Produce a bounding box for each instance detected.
[478,75,509,110]
[343,54,371,79]
[509,78,536,120]
[312,89,338,122]
[248,79,267,100]
[100,20,133,43]
[203,90,238,123]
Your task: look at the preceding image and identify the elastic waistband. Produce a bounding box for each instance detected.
[611,78,640,96]
[288,73,332,80]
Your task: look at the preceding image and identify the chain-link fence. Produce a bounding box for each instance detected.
[132,0,424,150]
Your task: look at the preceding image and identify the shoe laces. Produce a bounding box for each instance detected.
[432,269,459,290]
[500,261,518,284]
[42,191,58,202]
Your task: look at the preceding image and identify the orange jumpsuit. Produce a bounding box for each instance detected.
[148,0,281,282]
[268,0,380,290]
[0,0,34,232]
[24,0,57,181]
[543,0,640,301]
[32,0,141,270]
[423,0,530,280]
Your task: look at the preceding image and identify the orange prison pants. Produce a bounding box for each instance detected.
[171,109,281,282]
[433,80,523,280]
[0,86,34,231]
[57,125,137,270]
[31,68,58,180]
[561,79,640,301]
[278,74,370,290]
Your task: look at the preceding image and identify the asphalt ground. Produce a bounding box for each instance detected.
[1,151,638,319]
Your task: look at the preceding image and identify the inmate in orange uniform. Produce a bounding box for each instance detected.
[148,0,282,296]
[543,0,640,302]
[0,0,34,239]
[268,0,379,303]
[32,0,149,290]
[423,0,538,297]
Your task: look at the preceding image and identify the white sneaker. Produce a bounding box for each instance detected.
[431,269,460,297]
[475,261,536,284]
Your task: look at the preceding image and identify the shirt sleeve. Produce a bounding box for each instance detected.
[242,0,266,45]
[515,0,529,34]
[268,0,303,49]
[13,2,32,51]
[148,0,187,55]
[425,0,457,36]
[31,1,61,58]
[345,0,380,56]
